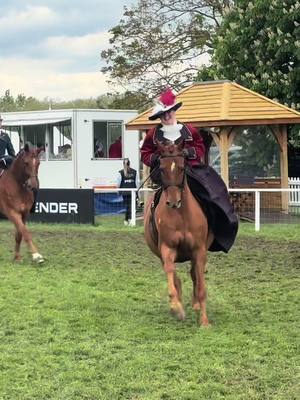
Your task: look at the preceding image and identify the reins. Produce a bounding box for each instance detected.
[136,164,160,194]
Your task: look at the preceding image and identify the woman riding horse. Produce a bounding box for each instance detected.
[141,88,238,253]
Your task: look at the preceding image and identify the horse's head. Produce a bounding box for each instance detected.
[157,140,185,209]
[14,144,43,190]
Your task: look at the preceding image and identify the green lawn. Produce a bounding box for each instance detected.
[0,221,299,399]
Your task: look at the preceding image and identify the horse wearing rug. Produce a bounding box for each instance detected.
[0,144,44,263]
[144,141,214,326]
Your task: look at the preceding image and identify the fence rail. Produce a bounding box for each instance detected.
[94,187,300,231]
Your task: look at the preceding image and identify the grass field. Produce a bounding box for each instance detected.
[0,221,299,399]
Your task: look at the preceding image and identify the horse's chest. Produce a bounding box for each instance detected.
[163,228,195,249]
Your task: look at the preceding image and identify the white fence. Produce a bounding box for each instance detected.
[94,187,300,231]
[289,177,300,206]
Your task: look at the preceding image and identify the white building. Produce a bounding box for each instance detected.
[2,109,139,189]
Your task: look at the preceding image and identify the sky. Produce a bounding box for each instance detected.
[0,0,129,101]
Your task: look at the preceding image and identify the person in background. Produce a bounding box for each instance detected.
[0,115,15,168]
[117,158,139,226]
[140,88,238,253]
[109,136,122,158]
[94,140,105,158]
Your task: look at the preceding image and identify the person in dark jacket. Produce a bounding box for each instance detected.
[0,115,15,168]
[117,158,139,226]
[140,88,238,253]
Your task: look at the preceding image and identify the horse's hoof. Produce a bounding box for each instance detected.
[200,318,211,328]
[32,253,45,264]
[13,257,23,263]
[170,303,186,321]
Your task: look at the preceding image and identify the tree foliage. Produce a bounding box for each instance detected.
[198,0,300,146]
[0,90,145,113]
[101,0,233,98]
[209,0,300,107]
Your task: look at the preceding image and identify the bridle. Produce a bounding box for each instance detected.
[24,175,38,191]
[160,154,186,191]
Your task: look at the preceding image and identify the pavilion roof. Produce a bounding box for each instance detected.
[126,80,300,130]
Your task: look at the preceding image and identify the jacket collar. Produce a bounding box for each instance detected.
[153,122,192,144]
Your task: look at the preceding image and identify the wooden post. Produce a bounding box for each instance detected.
[211,126,235,188]
[219,129,229,187]
[270,125,289,212]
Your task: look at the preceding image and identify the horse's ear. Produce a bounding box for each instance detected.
[24,143,30,153]
[37,146,44,156]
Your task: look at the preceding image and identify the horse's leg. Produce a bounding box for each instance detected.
[190,264,199,310]
[9,212,44,263]
[192,248,209,326]
[14,229,23,262]
[190,260,208,307]
[160,244,185,320]
[173,272,182,303]
[14,215,27,262]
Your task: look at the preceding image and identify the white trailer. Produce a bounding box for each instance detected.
[2,109,139,189]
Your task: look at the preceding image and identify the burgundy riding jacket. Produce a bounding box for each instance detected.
[140,123,205,167]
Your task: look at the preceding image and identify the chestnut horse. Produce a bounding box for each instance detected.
[144,141,214,326]
[0,144,44,263]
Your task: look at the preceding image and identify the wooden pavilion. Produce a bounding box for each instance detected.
[126,81,300,211]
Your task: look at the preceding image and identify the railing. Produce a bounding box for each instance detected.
[94,187,300,231]
[289,177,300,206]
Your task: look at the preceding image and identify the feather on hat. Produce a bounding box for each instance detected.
[148,88,182,120]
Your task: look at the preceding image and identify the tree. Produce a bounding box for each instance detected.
[198,0,300,145]
[101,0,233,99]
[104,91,149,111]
[0,90,145,113]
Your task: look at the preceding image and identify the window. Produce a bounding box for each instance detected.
[93,121,122,159]
[49,121,72,160]
[23,125,46,160]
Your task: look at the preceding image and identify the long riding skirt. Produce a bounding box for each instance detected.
[151,164,239,253]
[186,165,238,252]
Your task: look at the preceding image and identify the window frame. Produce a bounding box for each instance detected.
[92,119,123,160]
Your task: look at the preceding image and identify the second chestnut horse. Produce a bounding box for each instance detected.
[0,144,44,263]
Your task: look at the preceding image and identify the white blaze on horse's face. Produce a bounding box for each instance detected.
[160,156,185,209]
[24,153,40,190]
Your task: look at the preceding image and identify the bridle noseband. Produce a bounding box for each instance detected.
[24,175,38,191]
